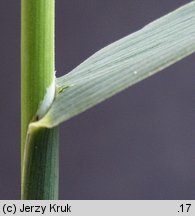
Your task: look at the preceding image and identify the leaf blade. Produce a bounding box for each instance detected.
[35,1,195,128]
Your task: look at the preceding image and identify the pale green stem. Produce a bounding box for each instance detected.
[21,0,58,199]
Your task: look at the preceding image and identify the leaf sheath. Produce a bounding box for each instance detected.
[22,128,59,200]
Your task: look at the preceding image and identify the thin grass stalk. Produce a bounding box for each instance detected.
[21,0,59,199]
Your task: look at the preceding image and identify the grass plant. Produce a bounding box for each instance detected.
[21,1,195,199]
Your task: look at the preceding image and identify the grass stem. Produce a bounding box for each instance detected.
[21,0,58,199]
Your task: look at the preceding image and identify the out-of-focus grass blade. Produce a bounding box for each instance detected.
[34,1,195,128]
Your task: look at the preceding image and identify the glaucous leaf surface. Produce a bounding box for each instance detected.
[33,1,195,128]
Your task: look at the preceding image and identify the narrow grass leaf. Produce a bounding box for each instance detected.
[34,1,195,128]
